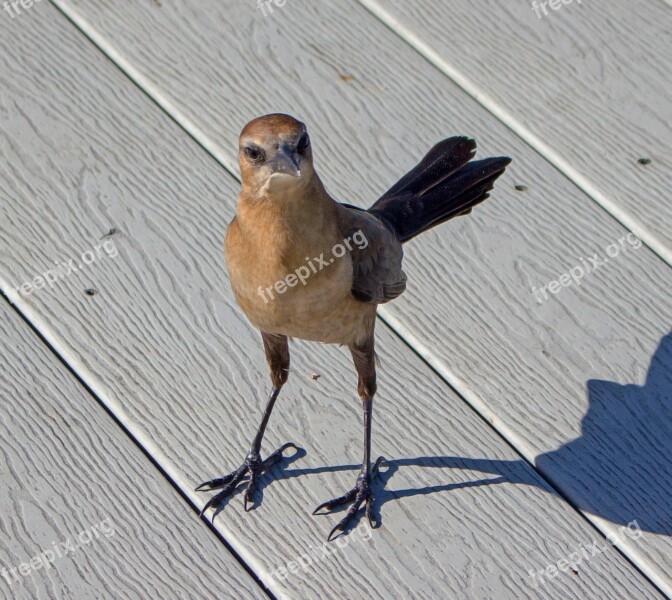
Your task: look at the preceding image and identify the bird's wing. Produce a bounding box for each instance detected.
[337,204,407,304]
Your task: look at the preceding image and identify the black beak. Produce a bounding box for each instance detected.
[269,145,301,177]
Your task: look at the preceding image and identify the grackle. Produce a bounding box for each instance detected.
[197,114,511,540]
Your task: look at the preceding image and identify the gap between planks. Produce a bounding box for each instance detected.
[355,0,672,270]
[36,2,669,594]
[0,291,276,600]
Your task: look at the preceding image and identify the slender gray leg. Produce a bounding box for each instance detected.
[312,336,385,541]
[196,333,297,515]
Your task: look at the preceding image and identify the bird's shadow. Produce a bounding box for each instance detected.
[211,448,533,526]
[241,450,535,534]
[215,331,672,538]
[535,330,672,536]
[294,455,536,537]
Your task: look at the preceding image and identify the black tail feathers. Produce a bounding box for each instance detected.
[369,137,511,243]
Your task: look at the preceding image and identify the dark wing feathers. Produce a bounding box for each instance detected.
[405,157,510,235]
[369,137,510,243]
[373,136,476,203]
[339,136,510,303]
[336,208,406,305]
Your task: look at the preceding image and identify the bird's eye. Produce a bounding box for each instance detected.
[297,133,310,154]
[244,145,265,163]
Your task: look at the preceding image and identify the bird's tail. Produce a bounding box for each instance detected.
[368,137,511,243]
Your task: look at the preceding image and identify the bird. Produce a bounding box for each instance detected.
[196,113,511,541]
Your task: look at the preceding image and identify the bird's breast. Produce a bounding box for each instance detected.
[226,223,373,346]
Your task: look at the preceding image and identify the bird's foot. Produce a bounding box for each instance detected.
[313,456,385,541]
[196,442,298,516]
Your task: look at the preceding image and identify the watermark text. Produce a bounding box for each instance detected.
[258,230,368,304]
[1,518,115,586]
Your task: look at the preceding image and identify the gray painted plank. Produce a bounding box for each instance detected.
[0,302,266,600]
[360,0,672,265]
[47,0,672,593]
[0,3,661,599]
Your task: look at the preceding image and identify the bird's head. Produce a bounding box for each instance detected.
[238,113,314,195]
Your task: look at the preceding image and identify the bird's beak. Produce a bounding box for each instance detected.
[269,146,301,177]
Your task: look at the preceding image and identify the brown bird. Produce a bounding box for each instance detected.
[197,113,511,540]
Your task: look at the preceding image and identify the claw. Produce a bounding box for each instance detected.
[325,495,365,541]
[197,442,299,517]
[199,471,246,517]
[195,469,240,491]
[366,496,378,528]
[327,522,344,542]
[243,469,259,512]
[315,465,382,540]
[199,495,218,518]
[312,489,357,515]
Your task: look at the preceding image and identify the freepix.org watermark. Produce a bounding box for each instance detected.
[531,232,642,304]
[9,239,119,301]
[257,0,289,18]
[1,518,115,586]
[532,0,584,19]
[528,520,643,588]
[271,521,372,581]
[257,230,369,304]
[2,0,42,19]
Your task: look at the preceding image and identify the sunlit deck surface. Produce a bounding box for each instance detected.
[1,1,670,598]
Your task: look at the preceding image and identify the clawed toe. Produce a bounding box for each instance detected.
[243,468,259,512]
[314,457,384,541]
[326,489,374,542]
[199,470,246,517]
[195,467,244,492]
[196,442,298,517]
[312,489,357,515]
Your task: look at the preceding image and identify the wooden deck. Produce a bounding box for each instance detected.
[0,1,670,598]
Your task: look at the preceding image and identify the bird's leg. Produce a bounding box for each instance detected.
[313,337,385,541]
[196,333,297,515]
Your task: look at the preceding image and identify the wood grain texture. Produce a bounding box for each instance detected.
[49,0,672,592]
[0,3,661,599]
[0,303,266,600]
[360,0,672,265]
